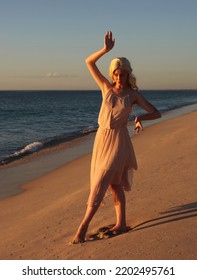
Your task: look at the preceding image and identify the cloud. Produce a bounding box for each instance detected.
[45,72,74,78]
[15,73,77,79]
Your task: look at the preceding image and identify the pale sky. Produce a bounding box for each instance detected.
[0,0,197,90]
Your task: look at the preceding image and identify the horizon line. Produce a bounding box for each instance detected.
[0,88,197,92]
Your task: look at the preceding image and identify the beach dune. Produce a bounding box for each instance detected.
[0,111,196,260]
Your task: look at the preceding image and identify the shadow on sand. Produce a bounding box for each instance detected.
[131,202,197,232]
[87,202,197,241]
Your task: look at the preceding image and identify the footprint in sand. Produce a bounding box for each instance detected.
[87,224,132,241]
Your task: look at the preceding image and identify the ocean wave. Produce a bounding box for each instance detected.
[0,142,44,165]
[0,126,98,165]
[13,142,44,155]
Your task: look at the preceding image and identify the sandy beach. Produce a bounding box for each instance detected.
[0,110,196,260]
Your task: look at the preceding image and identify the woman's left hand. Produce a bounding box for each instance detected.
[134,117,143,134]
[104,31,115,52]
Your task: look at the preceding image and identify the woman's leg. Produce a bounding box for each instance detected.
[72,202,101,243]
[110,184,127,232]
[72,173,110,243]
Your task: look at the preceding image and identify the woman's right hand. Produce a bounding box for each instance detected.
[104,31,115,52]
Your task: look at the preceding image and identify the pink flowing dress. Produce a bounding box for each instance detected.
[88,89,137,206]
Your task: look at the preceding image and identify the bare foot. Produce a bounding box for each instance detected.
[71,224,88,244]
[109,224,127,232]
[102,225,129,239]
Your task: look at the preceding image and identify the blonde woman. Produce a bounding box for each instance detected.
[72,31,161,243]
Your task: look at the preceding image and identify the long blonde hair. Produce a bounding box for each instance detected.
[109,57,138,90]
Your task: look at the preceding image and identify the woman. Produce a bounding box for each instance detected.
[72,31,161,243]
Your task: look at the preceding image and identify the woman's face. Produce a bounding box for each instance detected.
[113,69,129,88]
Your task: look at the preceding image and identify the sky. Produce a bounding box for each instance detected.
[0,0,197,90]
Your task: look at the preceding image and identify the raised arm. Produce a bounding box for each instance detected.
[86,31,115,93]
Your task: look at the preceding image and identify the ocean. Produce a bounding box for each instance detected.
[0,89,196,165]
